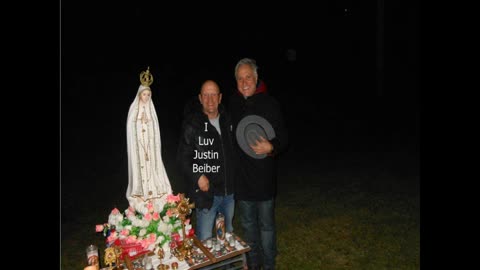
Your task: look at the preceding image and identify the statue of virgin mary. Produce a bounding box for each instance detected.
[126,67,172,214]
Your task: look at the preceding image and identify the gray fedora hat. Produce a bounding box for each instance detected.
[236,115,276,159]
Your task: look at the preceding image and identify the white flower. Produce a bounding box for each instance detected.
[162,215,170,223]
[139,228,147,237]
[157,221,168,233]
[147,243,156,251]
[185,224,192,235]
[141,219,150,228]
[174,220,182,227]
[115,214,124,224]
[155,235,164,244]
[108,213,121,227]
[132,218,143,227]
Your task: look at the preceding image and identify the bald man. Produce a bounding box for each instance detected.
[177,80,237,241]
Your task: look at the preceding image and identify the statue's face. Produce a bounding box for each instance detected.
[140,90,151,103]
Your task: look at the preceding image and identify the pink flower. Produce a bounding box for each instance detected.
[111,208,120,215]
[126,235,138,244]
[172,232,181,243]
[120,229,130,236]
[184,219,190,225]
[152,212,160,221]
[148,233,157,242]
[143,213,152,222]
[140,238,154,249]
[96,224,104,232]
[167,194,180,203]
[126,206,135,216]
[107,231,118,243]
[166,209,173,217]
[147,202,154,213]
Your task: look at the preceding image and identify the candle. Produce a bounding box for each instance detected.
[86,245,99,266]
[215,213,225,242]
[145,257,152,270]
[229,235,235,247]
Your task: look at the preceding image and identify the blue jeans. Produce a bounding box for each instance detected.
[238,199,277,270]
[196,194,235,241]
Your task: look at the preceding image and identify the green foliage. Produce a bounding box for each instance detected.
[129,226,140,236]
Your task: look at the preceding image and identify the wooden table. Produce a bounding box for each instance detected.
[116,233,250,270]
[187,233,250,270]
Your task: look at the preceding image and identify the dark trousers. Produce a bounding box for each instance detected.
[238,199,276,270]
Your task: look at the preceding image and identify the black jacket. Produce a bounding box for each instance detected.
[229,91,288,201]
[177,100,236,209]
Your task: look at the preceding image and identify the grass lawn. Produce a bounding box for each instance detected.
[274,171,419,269]
[61,148,419,270]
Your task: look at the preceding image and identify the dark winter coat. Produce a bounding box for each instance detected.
[177,100,236,209]
[229,89,288,201]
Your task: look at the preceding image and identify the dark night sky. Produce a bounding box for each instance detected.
[61,1,419,197]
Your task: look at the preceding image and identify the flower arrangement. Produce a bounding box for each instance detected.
[96,193,194,258]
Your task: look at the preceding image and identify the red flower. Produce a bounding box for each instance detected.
[187,228,195,238]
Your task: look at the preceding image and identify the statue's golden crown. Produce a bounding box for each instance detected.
[139,66,153,87]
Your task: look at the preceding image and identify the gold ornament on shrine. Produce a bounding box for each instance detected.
[170,193,195,261]
[172,193,195,220]
[157,263,170,270]
[104,246,122,269]
[157,247,165,261]
[155,247,168,270]
[140,66,153,87]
